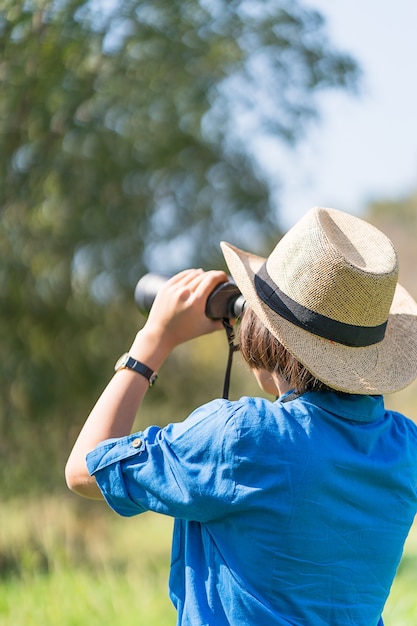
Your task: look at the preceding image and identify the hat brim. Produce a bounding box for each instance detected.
[221,241,417,394]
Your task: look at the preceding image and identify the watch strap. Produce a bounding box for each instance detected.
[115,353,158,386]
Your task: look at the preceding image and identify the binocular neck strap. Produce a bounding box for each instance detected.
[221,318,239,400]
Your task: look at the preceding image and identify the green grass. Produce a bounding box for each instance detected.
[0,568,175,626]
[0,496,416,625]
[383,519,417,625]
[0,496,175,626]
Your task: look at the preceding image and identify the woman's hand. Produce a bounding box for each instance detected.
[140,269,228,352]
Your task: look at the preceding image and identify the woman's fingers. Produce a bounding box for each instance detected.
[144,269,228,346]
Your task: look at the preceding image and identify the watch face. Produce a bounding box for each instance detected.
[115,352,129,371]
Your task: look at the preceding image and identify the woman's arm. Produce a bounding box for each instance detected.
[65,269,227,499]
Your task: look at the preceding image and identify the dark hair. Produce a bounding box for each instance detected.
[238,307,333,394]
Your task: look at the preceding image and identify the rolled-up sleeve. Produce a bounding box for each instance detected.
[87,434,150,516]
[86,399,239,520]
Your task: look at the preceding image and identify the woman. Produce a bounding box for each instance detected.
[66,206,417,625]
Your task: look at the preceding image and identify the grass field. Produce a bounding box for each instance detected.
[0,495,416,625]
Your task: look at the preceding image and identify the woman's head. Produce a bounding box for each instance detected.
[239,307,331,394]
[221,207,417,395]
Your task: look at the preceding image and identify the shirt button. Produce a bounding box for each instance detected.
[131,438,142,449]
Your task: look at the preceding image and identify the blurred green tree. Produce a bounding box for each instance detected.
[0,0,358,492]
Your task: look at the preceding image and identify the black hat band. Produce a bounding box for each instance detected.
[254,263,387,347]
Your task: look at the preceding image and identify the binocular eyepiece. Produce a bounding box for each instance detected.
[135,273,246,320]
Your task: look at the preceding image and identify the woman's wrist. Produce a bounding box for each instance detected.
[128,327,174,372]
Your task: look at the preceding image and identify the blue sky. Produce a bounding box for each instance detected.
[268,0,417,229]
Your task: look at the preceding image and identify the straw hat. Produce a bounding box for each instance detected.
[221,207,417,394]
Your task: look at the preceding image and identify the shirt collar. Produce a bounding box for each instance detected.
[304,391,385,423]
[278,389,385,424]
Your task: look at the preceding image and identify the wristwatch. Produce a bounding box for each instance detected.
[114,352,158,387]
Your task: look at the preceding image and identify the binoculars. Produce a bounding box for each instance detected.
[135,273,246,320]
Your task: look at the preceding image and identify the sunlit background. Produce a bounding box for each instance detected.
[254,0,417,228]
[1,1,416,624]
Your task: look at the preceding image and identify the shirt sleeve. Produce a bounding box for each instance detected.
[86,399,239,520]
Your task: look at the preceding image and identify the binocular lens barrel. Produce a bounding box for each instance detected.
[134,273,245,320]
[134,273,170,316]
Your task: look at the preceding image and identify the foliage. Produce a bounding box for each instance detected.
[0,0,359,492]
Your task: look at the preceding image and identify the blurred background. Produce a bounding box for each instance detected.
[1,1,416,623]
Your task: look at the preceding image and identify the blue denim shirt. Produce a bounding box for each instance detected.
[87,392,417,625]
